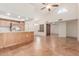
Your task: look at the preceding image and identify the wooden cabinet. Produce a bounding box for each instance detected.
[0,34,4,48]
[0,20,10,26]
[0,18,25,31]
[12,21,25,31]
[0,32,34,48]
[4,33,17,47]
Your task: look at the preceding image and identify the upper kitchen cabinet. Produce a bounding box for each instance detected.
[0,19,10,26]
[0,18,25,32]
[53,3,78,21]
[11,21,25,31]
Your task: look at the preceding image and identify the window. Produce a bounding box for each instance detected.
[38,24,44,32]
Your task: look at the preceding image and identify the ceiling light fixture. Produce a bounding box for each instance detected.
[26,17,29,20]
[6,13,11,16]
[41,3,59,12]
[34,24,38,26]
[18,16,21,18]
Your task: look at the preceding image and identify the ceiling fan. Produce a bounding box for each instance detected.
[41,3,59,11]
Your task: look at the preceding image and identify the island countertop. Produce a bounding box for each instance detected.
[0,32,34,49]
[0,31,34,33]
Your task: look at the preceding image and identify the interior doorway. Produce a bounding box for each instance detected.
[46,24,51,36]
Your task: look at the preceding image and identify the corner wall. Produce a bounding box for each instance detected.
[66,20,77,38]
[58,22,66,37]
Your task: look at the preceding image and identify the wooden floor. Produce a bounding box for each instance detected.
[0,35,79,56]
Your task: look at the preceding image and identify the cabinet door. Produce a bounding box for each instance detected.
[0,34,4,48]
[15,32,29,44]
[15,33,24,44]
[0,20,10,26]
[15,32,34,44]
[24,32,34,42]
[4,33,16,47]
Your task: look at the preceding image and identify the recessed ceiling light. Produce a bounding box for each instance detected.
[26,17,29,20]
[18,16,21,18]
[34,24,38,26]
[6,13,11,16]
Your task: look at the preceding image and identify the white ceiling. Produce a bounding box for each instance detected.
[0,3,77,22]
[0,3,50,21]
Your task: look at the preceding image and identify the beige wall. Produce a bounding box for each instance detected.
[58,22,66,37]
[51,23,58,34]
[51,20,78,38]
[51,22,67,37]
[66,20,77,38]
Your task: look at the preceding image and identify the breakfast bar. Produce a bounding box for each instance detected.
[0,32,34,49]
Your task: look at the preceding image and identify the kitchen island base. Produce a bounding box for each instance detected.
[0,32,34,49]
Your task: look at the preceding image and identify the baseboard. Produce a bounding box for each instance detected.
[51,33,58,35]
[66,36,77,39]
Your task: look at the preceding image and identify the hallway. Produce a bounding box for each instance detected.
[0,35,79,56]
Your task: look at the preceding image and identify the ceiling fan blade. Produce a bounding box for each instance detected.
[41,7,46,10]
[52,4,59,7]
[42,3,48,5]
[48,8,51,11]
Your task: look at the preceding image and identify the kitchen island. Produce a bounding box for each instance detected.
[0,32,34,49]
